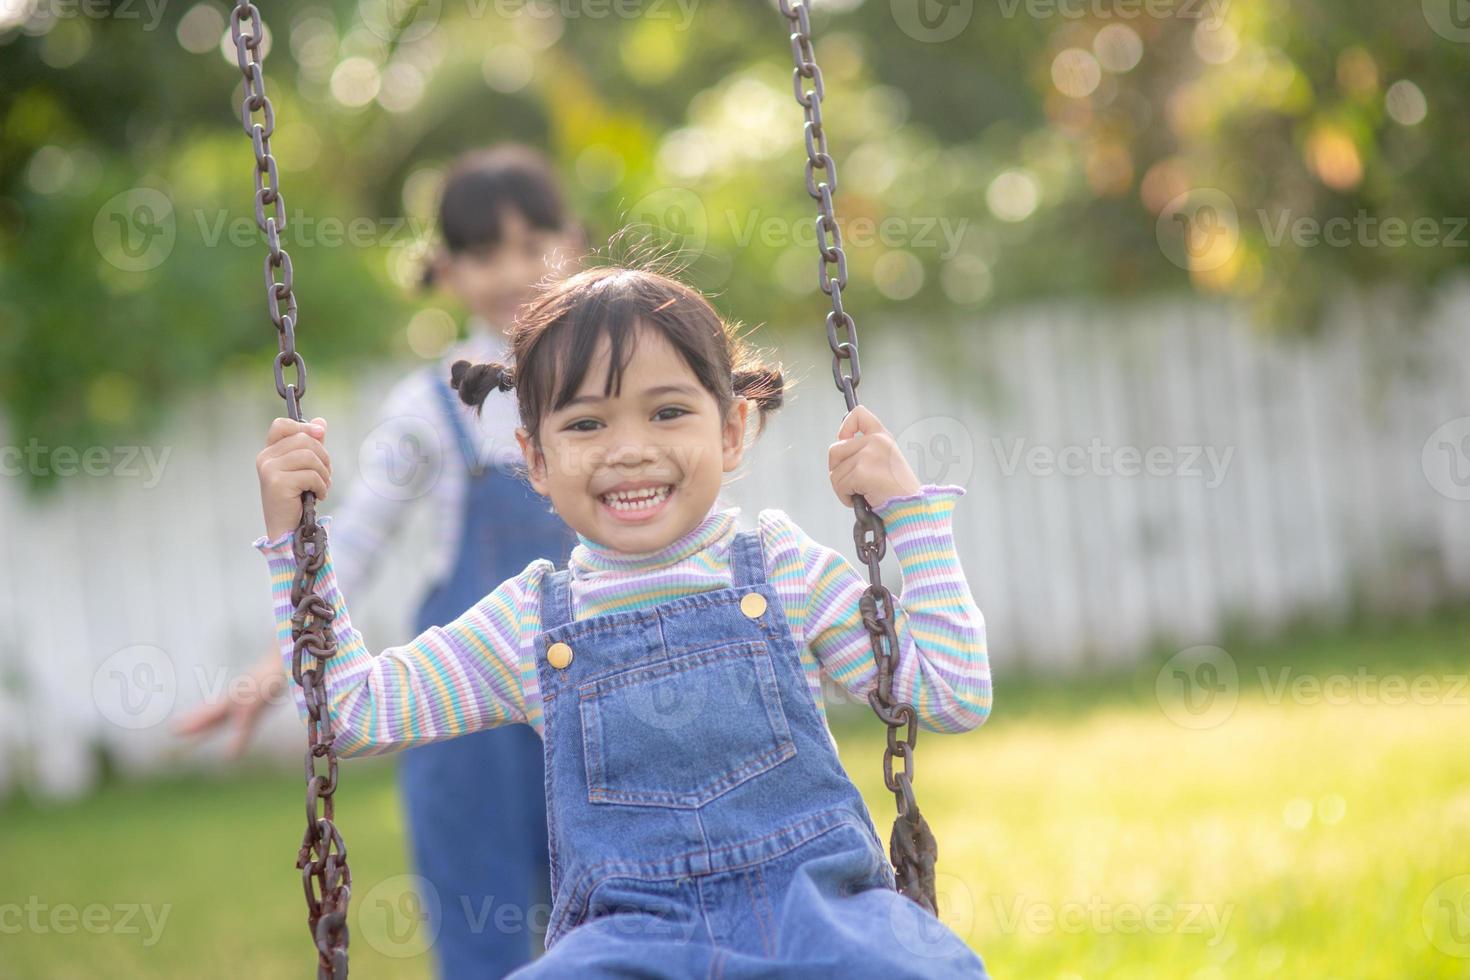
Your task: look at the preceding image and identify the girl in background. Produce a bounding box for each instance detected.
[179,144,582,977]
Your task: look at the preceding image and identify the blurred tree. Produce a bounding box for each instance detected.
[2,0,1467,492]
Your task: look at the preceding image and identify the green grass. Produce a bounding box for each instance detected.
[3,613,1469,978]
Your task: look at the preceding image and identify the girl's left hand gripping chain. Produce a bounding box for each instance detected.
[826,405,922,510]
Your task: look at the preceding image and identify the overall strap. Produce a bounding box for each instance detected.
[539,567,574,631]
[729,528,769,589]
[430,368,486,476]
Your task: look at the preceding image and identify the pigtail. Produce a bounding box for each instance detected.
[449,359,515,414]
[731,362,786,435]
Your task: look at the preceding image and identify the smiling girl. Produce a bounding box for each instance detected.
[254,265,992,976]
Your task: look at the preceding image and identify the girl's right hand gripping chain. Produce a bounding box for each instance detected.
[257,417,333,541]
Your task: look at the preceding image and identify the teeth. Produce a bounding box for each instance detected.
[601,485,672,511]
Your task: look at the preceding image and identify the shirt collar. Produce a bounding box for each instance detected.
[569,499,741,576]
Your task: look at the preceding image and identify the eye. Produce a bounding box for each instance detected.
[653,406,690,422]
[565,418,602,432]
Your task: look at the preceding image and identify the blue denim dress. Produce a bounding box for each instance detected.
[398,372,576,979]
[509,528,988,977]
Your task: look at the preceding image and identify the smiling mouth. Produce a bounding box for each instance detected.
[598,484,674,515]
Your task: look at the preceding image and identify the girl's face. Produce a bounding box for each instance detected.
[437,209,580,328]
[516,325,750,555]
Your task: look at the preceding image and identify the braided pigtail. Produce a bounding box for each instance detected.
[449,359,515,415]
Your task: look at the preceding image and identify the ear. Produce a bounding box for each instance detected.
[515,426,550,495]
[720,398,751,473]
[431,250,455,286]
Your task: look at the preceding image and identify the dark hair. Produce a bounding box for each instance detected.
[418,144,570,291]
[449,266,784,445]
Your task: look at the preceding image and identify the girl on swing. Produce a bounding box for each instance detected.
[254,263,993,977]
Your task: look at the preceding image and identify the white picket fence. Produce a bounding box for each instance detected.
[3,285,1468,800]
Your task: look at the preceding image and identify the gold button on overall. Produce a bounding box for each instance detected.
[546,642,574,670]
[740,592,768,619]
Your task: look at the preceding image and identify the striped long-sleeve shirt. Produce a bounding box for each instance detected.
[253,484,991,758]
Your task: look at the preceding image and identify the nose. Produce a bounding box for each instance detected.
[607,439,658,469]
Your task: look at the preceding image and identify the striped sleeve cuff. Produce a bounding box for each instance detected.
[253,514,335,559]
[871,483,965,555]
[251,516,364,724]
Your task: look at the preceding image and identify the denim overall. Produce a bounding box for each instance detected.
[509,529,988,978]
[398,372,576,979]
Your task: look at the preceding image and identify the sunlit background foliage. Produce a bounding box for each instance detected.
[1,0,1465,472]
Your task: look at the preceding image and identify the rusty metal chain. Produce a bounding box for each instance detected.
[777,0,939,916]
[230,4,352,976]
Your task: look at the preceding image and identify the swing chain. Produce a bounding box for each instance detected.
[231,4,352,976]
[779,0,939,917]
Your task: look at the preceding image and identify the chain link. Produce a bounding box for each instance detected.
[777,0,939,917]
[230,4,352,976]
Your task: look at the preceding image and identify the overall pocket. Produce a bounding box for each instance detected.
[578,641,797,808]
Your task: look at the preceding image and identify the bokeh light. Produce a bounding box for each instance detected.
[1051,48,1102,99]
[1385,80,1427,126]
[483,44,534,93]
[330,56,381,108]
[1093,24,1143,74]
[1192,21,1240,65]
[177,2,225,56]
[378,62,427,114]
[405,308,457,359]
[872,250,924,301]
[986,169,1041,223]
[941,253,993,305]
[1305,126,1364,191]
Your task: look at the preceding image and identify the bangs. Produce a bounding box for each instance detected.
[519,272,729,425]
[446,264,784,443]
[537,286,646,415]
